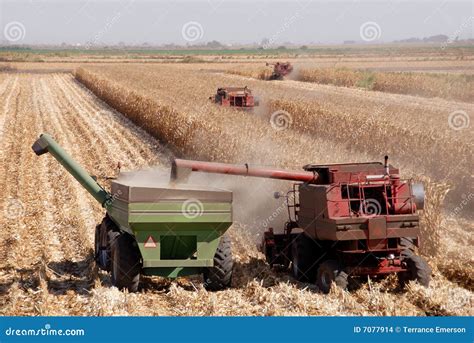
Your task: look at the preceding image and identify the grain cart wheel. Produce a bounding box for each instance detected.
[203,235,233,291]
[291,234,316,282]
[95,216,117,271]
[398,252,431,288]
[109,230,142,292]
[316,260,348,294]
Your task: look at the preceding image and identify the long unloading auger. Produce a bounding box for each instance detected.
[32,133,112,207]
[170,158,319,183]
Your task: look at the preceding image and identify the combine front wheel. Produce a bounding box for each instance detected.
[291,234,316,282]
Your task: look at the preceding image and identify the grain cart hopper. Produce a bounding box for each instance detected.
[266,62,293,80]
[32,134,233,292]
[171,157,430,293]
[210,86,259,110]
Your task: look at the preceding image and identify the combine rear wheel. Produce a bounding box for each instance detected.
[291,234,317,282]
[398,252,431,288]
[316,260,348,293]
[110,230,142,292]
[203,235,233,291]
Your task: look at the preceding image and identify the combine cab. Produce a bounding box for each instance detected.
[266,62,293,80]
[210,87,259,110]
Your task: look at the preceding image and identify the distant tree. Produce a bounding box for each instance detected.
[206,40,224,48]
[300,45,308,50]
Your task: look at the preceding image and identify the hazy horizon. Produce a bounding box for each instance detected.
[0,0,473,47]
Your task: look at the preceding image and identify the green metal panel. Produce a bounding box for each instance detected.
[142,267,201,278]
[107,180,232,274]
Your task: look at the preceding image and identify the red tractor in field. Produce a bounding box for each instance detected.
[210,87,259,110]
[171,156,430,293]
[266,62,294,80]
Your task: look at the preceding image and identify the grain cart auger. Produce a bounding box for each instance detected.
[32,134,234,292]
[171,157,431,293]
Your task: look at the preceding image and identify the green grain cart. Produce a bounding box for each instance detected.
[32,134,233,292]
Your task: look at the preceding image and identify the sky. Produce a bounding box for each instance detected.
[0,0,473,46]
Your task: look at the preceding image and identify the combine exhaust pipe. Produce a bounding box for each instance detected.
[171,158,318,183]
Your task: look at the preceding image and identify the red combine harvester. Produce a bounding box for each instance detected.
[171,156,430,293]
[266,62,294,80]
[210,87,259,110]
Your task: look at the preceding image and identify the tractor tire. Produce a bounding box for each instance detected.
[400,237,415,253]
[94,224,101,266]
[291,234,316,282]
[398,253,431,288]
[110,230,142,292]
[316,260,348,294]
[203,235,233,291]
[95,216,118,271]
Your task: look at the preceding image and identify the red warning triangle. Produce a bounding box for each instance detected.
[144,235,157,248]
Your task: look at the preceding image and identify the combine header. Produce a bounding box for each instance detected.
[210,86,259,110]
[171,157,430,293]
[266,62,293,80]
[32,134,234,292]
